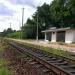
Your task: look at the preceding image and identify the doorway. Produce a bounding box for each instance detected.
[56,31,65,42]
[46,32,52,41]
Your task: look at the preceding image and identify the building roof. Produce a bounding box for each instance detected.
[42,27,71,33]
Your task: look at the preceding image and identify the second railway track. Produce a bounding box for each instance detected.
[6,40,75,75]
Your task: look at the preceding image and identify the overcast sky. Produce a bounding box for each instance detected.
[0,0,53,32]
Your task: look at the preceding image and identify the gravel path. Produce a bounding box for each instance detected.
[4,44,39,75]
[12,39,75,53]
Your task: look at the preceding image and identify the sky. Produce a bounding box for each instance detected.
[0,0,53,32]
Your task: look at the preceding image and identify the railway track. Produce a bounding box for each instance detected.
[7,40,75,75]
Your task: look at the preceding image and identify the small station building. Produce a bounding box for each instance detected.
[42,27,75,43]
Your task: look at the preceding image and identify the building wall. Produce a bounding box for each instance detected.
[72,30,75,42]
[51,32,56,42]
[44,29,75,43]
[65,30,73,43]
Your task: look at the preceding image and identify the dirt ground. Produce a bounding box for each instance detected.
[3,44,40,75]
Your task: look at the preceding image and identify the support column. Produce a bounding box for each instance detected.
[51,32,56,42]
[45,33,48,42]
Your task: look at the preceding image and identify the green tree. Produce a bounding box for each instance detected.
[22,3,51,39]
[1,28,15,37]
[22,0,75,39]
[50,0,75,28]
[50,0,66,27]
[21,18,36,39]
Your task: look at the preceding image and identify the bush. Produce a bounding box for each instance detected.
[7,31,21,39]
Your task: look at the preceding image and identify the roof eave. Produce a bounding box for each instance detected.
[41,27,71,33]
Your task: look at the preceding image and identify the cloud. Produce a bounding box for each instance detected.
[8,0,38,8]
[0,0,53,32]
[0,3,15,16]
[7,0,53,9]
[0,15,21,32]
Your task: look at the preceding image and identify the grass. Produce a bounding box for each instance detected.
[0,58,10,75]
[0,42,11,75]
[16,41,75,61]
[0,67,10,75]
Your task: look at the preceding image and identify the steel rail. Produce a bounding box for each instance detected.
[7,41,75,75]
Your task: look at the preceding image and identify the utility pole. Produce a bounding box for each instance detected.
[8,22,11,38]
[36,14,39,41]
[21,8,24,39]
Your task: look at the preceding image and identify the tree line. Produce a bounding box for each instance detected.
[22,0,75,39]
[1,0,75,39]
[0,28,16,37]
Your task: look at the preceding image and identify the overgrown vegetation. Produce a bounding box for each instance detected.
[0,29,21,39]
[0,59,10,75]
[0,41,11,75]
[1,28,16,37]
[7,31,21,39]
[17,41,75,61]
